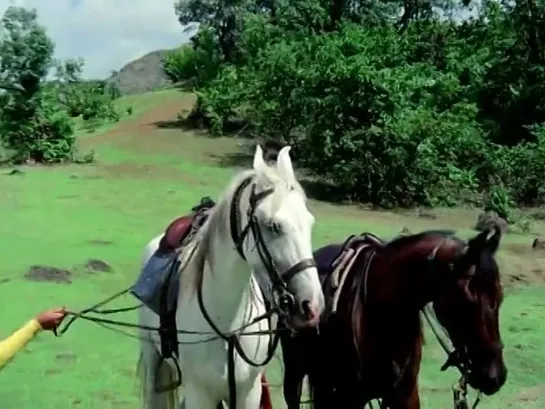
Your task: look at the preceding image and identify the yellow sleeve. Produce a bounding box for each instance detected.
[0,319,42,370]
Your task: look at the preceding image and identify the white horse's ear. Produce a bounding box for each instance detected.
[276,146,295,181]
[253,144,266,172]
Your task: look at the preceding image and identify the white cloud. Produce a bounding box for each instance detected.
[3,0,189,78]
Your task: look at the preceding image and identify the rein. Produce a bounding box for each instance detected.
[421,306,482,409]
[57,175,315,407]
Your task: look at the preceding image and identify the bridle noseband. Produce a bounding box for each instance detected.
[229,176,317,315]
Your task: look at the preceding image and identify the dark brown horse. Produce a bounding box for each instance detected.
[280,228,507,409]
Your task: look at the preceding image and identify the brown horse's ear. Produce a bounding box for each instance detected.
[467,226,502,261]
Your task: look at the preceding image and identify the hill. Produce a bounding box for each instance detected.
[106,49,173,95]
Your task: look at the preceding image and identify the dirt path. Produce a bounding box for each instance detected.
[80,94,195,148]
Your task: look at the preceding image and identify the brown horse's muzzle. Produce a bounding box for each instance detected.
[469,356,507,396]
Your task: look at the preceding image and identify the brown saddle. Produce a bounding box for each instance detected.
[327,232,386,313]
[158,215,194,253]
[158,197,216,254]
[330,232,385,273]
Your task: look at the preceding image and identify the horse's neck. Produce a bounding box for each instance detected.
[200,226,256,332]
[369,252,434,310]
[365,255,425,354]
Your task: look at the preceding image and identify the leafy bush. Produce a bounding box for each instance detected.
[162,28,222,87]
[171,0,545,208]
[54,59,120,127]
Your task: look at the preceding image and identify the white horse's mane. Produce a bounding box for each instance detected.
[181,165,306,295]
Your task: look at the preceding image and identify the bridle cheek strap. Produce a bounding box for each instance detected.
[228,177,317,293]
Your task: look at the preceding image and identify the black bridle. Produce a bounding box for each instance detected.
[197,175,316,409]
[230,176,316,301]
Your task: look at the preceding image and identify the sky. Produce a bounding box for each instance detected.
[5,0,191,79]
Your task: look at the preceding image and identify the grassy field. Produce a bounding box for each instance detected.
[0,89,544,409]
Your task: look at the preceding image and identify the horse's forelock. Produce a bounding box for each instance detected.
[185,165,305,291]
[252,164,307,214]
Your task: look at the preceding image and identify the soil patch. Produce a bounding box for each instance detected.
[499,242,545,286]
[92,390,115,401]
[111,401,132,408]
[88,239,114,246]
[80,96,195,149]
[508,385,545,404]
[24,265,72,284]
[504,242,536,254]
[55,352,77,362]
[98,162,179,180]
[7,169,24,176]
[417,210,437,219]
[83,259,113,273]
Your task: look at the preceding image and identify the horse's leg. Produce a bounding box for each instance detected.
[283,370,304,409]
[385,353,422,409]
[183,383,218,409]
[330,376,365,409]
[237,376,262,409]
[385,386,420,409]
[281,334,305,409]
[137,328,181,409]
[403,387,420,409]
[389,339,422,409]
[307,369,335,409]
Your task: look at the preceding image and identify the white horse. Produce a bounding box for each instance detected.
[136,145,325,409]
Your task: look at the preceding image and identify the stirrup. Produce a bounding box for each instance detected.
[153,355,182,393]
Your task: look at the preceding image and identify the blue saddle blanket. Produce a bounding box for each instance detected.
[130,250,181,316]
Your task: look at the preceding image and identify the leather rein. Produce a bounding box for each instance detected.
[54,175,316,406]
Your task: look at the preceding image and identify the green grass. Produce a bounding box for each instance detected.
[1,90,544,408]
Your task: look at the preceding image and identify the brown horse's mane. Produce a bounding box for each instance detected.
[386,229,460,249]
[386,228,501,296]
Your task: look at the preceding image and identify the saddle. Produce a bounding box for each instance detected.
[158,196,216,254]
[326,232,385,313]
[130,196,216,391]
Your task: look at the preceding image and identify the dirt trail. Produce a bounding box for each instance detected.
[80,95,195,148]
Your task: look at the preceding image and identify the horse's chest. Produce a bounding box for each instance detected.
[176,299,271,386]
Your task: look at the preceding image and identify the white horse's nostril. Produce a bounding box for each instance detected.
[301,300,314,320]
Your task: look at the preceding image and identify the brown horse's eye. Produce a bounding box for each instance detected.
[461,278,479,303]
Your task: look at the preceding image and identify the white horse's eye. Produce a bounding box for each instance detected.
[265,221,283,235]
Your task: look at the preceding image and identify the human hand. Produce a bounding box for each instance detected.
[36,307,67,331]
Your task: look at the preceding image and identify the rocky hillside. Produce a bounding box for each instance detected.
[106,49,173,95]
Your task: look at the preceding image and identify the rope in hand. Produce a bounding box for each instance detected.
[55,285,292,343]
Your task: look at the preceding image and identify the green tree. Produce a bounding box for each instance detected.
[171,0,545,207]
[53,58,120,126]
[0,6,75,163]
